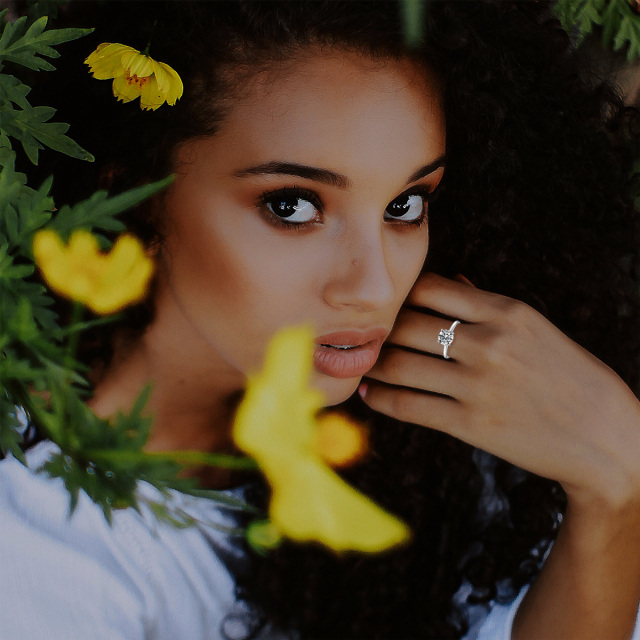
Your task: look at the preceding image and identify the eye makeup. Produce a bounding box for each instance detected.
[256,183,440,232]
[256,185,324,231]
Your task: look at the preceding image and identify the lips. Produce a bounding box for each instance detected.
[313,328,387,379]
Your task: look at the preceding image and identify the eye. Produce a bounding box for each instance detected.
[262,187,321,224]
[384,193,425,223]
[267,197,317,222]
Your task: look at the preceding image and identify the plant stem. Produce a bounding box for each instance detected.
[85,448,259,471]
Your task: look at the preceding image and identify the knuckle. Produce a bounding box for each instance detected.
[500,298,532,326]
[481,330,510,367]
[408,273,438,305]
[481,303,532,367]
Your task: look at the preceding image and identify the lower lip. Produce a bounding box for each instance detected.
[313,340,383,379]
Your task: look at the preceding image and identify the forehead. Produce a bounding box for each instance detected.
[215,51,444,164]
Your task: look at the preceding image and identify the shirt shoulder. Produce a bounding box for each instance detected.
[0,441,244,640]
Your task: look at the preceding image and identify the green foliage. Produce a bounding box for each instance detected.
[0,10,89,71]
[0,10,93,165]
[49,176,174,243]
[25,0,68,23]
[0,10,258,527]
[8,0,634,541]
[400,0,640,61]
[401,0,427,49]
[554,0,640,59]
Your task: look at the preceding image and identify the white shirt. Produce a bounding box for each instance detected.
[1,441,636,640]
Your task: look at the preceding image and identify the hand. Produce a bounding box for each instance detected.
[361,273,640,511]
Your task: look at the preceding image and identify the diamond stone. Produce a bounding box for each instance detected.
[437,329,455,347]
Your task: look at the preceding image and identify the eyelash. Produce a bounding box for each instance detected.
[386,185,435,230]
[256,184,438,231]
[257,186,324,231]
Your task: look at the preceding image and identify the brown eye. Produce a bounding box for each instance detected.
[384,194,424,222]
[259,186,323,227]
[266,196,319,223]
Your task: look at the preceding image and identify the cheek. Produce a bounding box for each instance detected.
[164,207,325,371]
[390,229,430,304]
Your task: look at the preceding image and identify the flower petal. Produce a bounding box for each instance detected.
[269,454,410,552]
[156,62,183,104]
[112,74,140,103]
[32,230,67,292]
[92,235,154,313]
[86,42,183,109]
[150,61,170,94]
[118,48,142,70]
[233,325,411,553]
[313,413,367,467]
[33,230,153,315]
[85,43,134,79]
[234,326,322,457]
[139,75,166,111]
[127,54,154,78]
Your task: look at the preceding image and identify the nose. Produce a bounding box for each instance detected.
[322,223,395,312]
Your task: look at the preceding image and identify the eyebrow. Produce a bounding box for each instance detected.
[233,156,446,189]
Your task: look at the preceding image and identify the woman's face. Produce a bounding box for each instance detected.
[159,51,445,405]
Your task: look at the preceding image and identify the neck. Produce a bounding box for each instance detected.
[88,288,247,488]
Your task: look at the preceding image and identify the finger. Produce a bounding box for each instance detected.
[407,272,510,323]
[366,347,466,399]
[388,307,473,361]
[359,380,465,433]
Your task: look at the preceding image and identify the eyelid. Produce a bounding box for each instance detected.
[382,184,436,228]
[258,185,324,212]
[256,182,439,232]
[256,185,324,230]
[396,183,439,202]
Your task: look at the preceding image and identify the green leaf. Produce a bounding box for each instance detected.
[246,520,283,554]
[0,74,32,109]
[49,175,174,240]
[0,396,26,465]
[554,0,640,61]
[180,486,261,513]
[0,102,93,164]
[0,14,92,72]
[401,0,426,49]
[601,0,622,48]
[0,163,54,248]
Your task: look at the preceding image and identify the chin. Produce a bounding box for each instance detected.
[312,372,361,406]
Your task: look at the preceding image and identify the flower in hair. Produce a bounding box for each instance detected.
[32,229,154,314]
[233,325,410,553]
[85,43,183,111]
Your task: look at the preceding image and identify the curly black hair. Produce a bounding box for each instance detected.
[27,1,640,638]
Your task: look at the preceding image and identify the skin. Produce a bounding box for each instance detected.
[90,48,640,639]
[361,274,640,639]
[89,51,445,459]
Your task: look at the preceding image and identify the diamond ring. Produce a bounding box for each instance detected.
[437,320,461,360]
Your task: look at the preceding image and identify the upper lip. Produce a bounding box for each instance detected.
[315,328,388,347]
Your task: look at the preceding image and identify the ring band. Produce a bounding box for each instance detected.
[437,320,461,359]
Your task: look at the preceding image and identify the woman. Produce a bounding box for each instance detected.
[3,1,640,638]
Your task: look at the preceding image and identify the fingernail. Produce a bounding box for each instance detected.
[358,383,368,400]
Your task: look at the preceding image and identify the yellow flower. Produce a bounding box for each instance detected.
[314,413,368,467]
[33,229,154,315]
[85,43,183,111]
[233,326,410,553]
